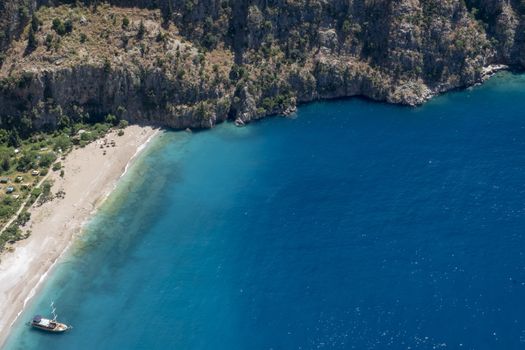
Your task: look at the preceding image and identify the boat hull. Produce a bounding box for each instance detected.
[31,322,69,333]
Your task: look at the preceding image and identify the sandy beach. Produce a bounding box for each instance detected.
[0,125,159,348]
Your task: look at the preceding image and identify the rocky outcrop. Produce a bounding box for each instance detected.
[0,0,524,132]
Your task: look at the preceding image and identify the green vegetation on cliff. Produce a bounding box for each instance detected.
[0,0,523,133]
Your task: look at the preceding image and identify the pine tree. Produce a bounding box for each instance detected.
[8,129,21,148]
[31,14,40,32]
[1,156,10,173]
[137,20,146,40]
[27,26,37,52]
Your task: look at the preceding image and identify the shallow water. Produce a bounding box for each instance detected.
[4,72,525,349]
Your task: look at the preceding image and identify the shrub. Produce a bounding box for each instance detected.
[156,31,166,42]
[0,130,8,145]
[45,34,53,50]
[57,114,71,130]
[116,106,126,118]
[230,65,247,81]
[0,197,16,220]
[53,134,71,152]
[31,187,42,199]
[122,16,130,29]
[52,162,61,171]
[18,5,30,21]
[104,114,118,125]
[35,180,53,205]
[203,33,218,49]
[16,211,31,226]
[39,152,57,168]
[80,132,92,142]
[118,120,129,129]
[262,97,276,111]
[64,19,74,34]
[342,20,351,34]
[3,224,22,243]
[93,123,110,135]
[17,152,37,172]
[52,19,66,36]
[42,180,52,197]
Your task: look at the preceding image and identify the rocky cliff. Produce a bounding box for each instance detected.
[0,0,523,132]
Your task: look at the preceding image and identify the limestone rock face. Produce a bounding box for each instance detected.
[0,0,524,131]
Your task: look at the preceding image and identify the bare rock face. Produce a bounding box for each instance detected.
[388,82,433,106]
[0,0,524,132]
[235,86,258,123]
[318,29,339,53]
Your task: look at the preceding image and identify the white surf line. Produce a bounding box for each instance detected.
[121,129,160,179]
[100,129,161,205]
[8,237,74,331]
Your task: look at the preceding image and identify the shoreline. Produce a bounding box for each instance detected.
[0,125,160,349]
[0,69,518,349]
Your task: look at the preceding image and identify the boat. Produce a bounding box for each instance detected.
[29,302,71,333]
[30,315,70,333]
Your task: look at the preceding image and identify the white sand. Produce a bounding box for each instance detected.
[0,125,159,348]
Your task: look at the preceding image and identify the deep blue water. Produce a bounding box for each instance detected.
[4,72,525,349]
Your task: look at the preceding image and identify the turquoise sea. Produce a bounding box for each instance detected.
[4,72,525,349]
